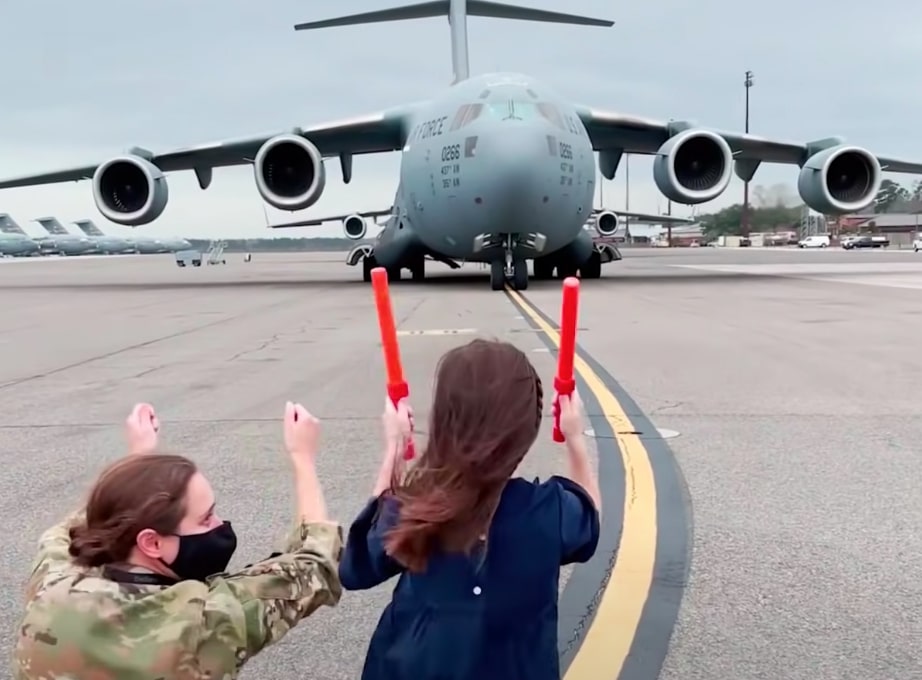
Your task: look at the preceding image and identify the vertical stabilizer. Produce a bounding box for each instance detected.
[294,0,612,84]
[0,213,28,235]
[35,217,71,236]
[74,219,105,237]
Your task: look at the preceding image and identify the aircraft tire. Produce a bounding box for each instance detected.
[362,255,377,282]
[580,252,602,279]
[513,259,528,290]
[557,263,578,279]
[490,260,505,290]
[533,258,554,280]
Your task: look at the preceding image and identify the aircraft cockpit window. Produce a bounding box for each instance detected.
[535,102,565,129]
[486,101,516,119]
[450,103,484,130]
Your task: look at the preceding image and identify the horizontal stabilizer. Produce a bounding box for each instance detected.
[295,1,612,31]
[294,1,613,83]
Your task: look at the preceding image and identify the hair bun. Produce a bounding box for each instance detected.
[68,523,114,568]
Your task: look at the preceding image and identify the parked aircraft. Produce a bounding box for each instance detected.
[38,216,137,254]
[0,231,40,257]
[34,217,99,255]
[3,1,922,289]
[73,219,192,254]
[0,213,53,254]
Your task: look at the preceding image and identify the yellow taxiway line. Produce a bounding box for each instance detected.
[506,287,658,679]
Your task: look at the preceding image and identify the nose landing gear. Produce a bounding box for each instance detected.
[490,234,529,291]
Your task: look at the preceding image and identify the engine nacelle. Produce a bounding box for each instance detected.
[652,130,733,204]
[91,155,169,226]
[797,145,881,214]
[342,214,367,240]
[595,210,619,236]
[253,134,326,211]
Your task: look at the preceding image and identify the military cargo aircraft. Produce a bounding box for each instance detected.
[2,0,922,289]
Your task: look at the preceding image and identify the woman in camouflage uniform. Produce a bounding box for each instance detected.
[14,401,342,679]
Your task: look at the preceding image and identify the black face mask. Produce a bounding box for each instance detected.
[163,521,237,582]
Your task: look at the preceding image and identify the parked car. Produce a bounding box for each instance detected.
[798,234,830,248]
[842,235,889,250]
[913,234,922,252]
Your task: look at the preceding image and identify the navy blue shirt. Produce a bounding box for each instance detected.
[339,475,601,680]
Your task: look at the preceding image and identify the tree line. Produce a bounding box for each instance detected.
[696,179,922,238]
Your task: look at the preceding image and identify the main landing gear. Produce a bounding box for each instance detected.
[362,254,425,283]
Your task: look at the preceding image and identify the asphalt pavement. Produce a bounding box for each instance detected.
[0,246,919,679]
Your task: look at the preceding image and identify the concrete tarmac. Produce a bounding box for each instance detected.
[1,248,920,679]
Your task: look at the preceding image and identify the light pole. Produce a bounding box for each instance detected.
[741,70,753,237]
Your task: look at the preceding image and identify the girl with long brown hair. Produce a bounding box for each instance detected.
[340,338,601,680]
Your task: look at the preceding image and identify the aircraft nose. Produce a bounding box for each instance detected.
[478,125,555,221]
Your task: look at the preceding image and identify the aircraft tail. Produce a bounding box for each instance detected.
[35,216,71,236]
[74,219,105,237]
[294,0,613,84]
[0,213,28,235]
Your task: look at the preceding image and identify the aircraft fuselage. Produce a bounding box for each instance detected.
[0,236,40,256]
[395,73,595,263]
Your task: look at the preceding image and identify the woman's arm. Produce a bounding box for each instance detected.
[195,519,344,673]
[26,509,86,597]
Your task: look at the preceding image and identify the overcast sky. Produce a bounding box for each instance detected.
[1,1,920,239]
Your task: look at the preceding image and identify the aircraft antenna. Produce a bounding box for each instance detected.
[293,1,613,84]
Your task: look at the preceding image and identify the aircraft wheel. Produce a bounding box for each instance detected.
[580,252,602,279]
[533,258,553,280]
[362,255,377,282]
[490,260,505,291]
[557,263,578,279]
[512,259,528,290]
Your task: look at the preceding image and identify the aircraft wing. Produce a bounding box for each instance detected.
[269,207,394,229]
[576,107,922,173]
[0,108,413,190]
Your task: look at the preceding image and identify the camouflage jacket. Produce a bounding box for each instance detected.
[13,510,343,679]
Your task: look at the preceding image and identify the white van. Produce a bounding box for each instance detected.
[797,234,830,248]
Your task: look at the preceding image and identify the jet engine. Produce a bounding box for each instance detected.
[653,130,733,204]
[253,134,326,211]
[796,145,881,214]
[91,155,169,226]
[342,214,367,240]
[594,210,618,236]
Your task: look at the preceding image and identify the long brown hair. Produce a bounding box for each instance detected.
[69,454,198,568]
[384,339,543,572]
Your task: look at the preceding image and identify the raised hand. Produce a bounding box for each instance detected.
[125,402,160,455]
[557,392,586,440]
[382,397,413,455]
[283,401,321,466]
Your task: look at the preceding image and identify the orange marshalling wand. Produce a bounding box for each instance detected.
[552,277,580,442]
[371,267,415,460]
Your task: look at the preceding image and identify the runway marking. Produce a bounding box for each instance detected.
[396,328,478,336]
[505,286,691,680]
